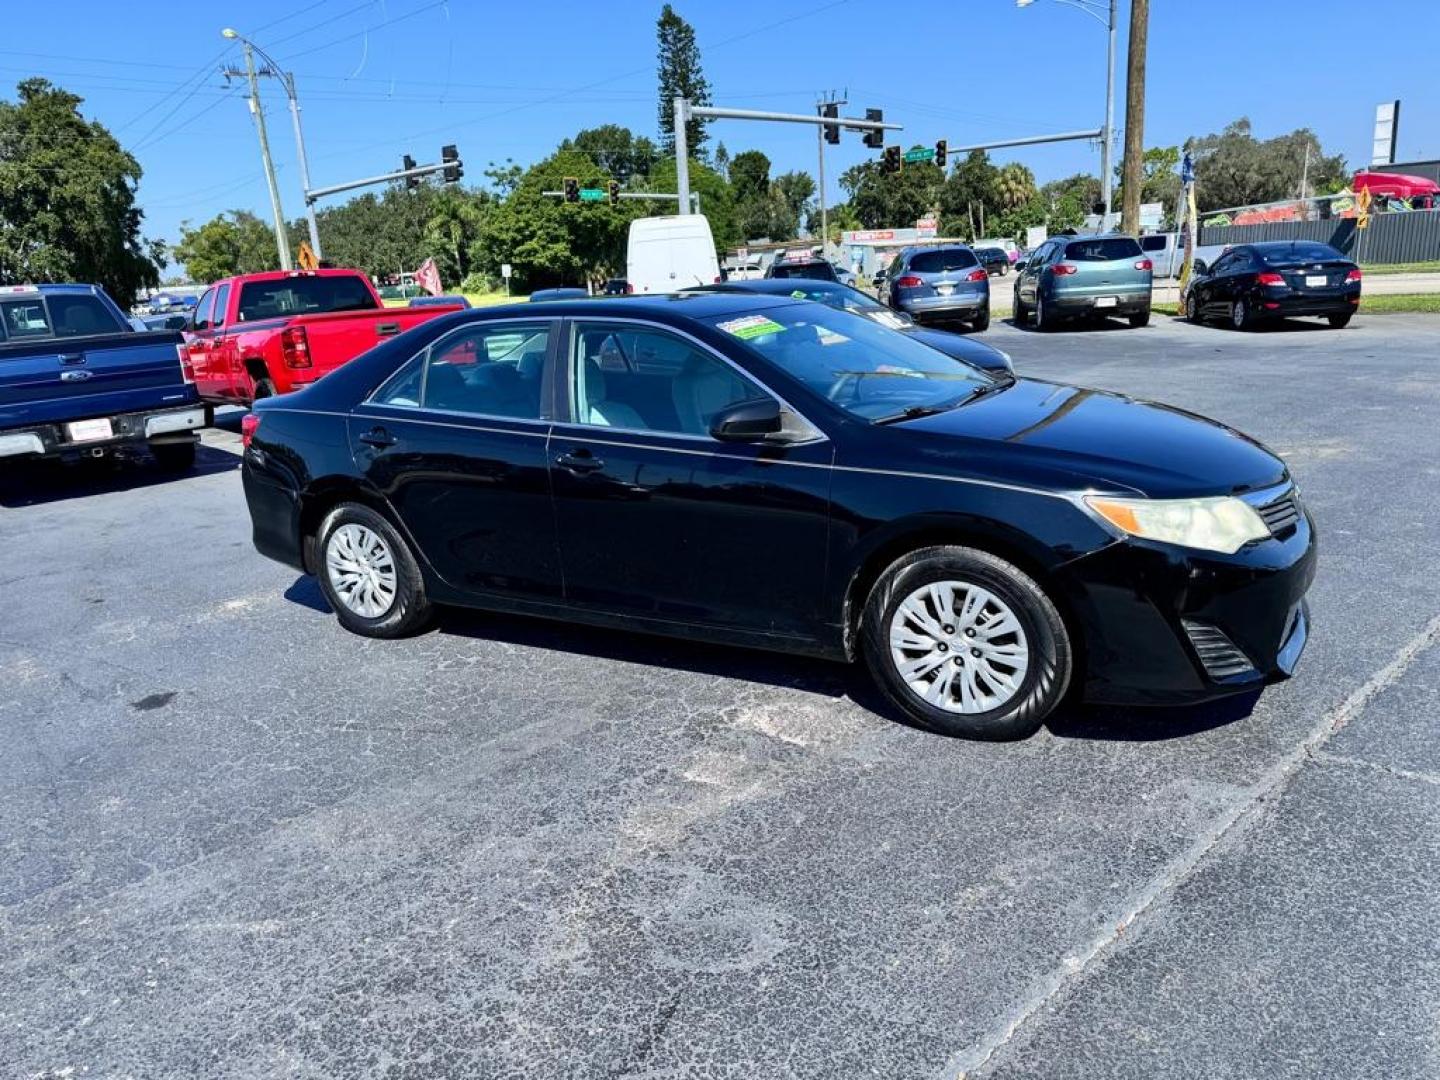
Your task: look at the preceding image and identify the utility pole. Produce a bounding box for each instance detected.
[1299,142,1311,200]
[1119,0,1148,236]
[673,97,691,217]
[1103,0,1117,226]
[230,37,291,270]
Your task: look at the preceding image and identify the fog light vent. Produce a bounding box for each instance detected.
[1182,620,1257,681]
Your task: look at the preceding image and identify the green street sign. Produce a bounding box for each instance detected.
[903,147,935,164]
[578,188,606,202]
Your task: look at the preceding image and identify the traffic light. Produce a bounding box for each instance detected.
[608,180,621,206]
[402,153,419,190]
[822,102,840,145]
[441,144,462,183]
[564,177,580,203]
[934,139,947,169]
[863,108,884,150]
[882,145,901,174]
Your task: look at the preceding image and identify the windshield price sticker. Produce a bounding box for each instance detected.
[717,315,786,340]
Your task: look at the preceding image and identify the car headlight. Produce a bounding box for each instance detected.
[1084,494,1270,554]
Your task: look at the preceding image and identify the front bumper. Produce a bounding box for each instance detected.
[0,404,209,461]
[1058,501,1317,705]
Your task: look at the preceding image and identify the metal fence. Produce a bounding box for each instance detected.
[1198,208,1440,264]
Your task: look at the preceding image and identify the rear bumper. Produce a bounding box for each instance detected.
[0,404,210,460]
[1058,502,1317,705]
[1263,290,1361,317]
[1049,288,1151,315]
[896,292,989,319]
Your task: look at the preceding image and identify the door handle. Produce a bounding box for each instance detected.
[59,353,85,365]
[375,322,401,337]
[359,427,397,448]
[556,450,604,474]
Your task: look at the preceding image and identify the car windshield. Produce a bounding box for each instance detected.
[1259,242,1345,267]
[1064,237,1143,261]
[703,303,990,422]
[236,275,378,321]
[908,249,978,273]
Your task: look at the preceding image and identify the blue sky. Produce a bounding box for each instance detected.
[7,0,1438,252]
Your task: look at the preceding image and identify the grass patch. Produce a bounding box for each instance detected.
[1360,261,1440,276]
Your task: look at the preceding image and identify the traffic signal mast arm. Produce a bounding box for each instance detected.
[305,152,463,203]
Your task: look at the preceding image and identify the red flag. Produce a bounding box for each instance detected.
[415,257,442,296]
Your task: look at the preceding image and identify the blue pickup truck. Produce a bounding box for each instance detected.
[0,283,208,470]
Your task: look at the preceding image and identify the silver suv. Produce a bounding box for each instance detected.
[881,245,990,331]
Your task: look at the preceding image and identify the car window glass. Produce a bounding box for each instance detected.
[211,284,230,327]
[378,323,550,418]
[570,323,767,437]
[1140,235,1167,252]
[1,299,52,340]
[192,288,216,331]
[1210,253,1234,274]
[45,294,124,337]
[1064,237,1143,261]
[908,249,979,273]
[236,275,377,322]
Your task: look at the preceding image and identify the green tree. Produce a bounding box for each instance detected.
[729,150,780,240]
[1187,118,1347,212]
[995,163,1037,212]
[840,152,944,231]
[1114,146,1181,222]
[0,78,162,306]
[806,200,860,246]
[174,211,278,283]
[1038,172,1101,232]
[656,4,710,156]
[939,151,1000,239]
[712,141,730,180]
[424,187,492,285]
[561,125,658,184]
[641,156,737,252]
[773,171,816,239]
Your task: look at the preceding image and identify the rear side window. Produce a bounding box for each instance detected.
[1140,235,1168,252]
[237,275,378,322]
[908,249,979,273]
[1065,238,1143,262]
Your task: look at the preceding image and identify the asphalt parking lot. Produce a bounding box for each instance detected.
[4,312,1438,1079]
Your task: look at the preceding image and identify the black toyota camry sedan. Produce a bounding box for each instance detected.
[241,293,1315,740]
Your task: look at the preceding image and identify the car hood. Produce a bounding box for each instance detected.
[892,378,1288,498]
[904,326,1012,373]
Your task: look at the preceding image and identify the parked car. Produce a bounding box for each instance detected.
[143,313,191,331]
[410,295,472,309]
[973,238,1020,264]
[240,293,1313,740]
[765,257,839,282]
[975,247,1011,277]
[0,284,206,470]
[882,245,990,331]
[627,215,722,293]
[688,279,1013,376]
[602,278,633,296]
[1184,242,1362,330]
[530,288,589,302]
[1013,235,1153,330]
[184,269,464,406]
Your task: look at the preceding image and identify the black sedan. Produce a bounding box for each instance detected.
[687,278,1014,376]
[1185,241,1362,329]
[975,247,1011,276]
[241,294,1315,740]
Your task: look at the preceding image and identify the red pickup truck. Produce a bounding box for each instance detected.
[184,269,463,404]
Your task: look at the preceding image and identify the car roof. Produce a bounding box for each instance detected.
[694,280,845,296]
[461,292,800,323]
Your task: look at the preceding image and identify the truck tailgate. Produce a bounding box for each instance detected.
[0,331,195,429]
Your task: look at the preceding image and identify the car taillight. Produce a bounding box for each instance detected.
[281,325,311,368]
[966,268,987,282]
[1256,272,1285,286]
[714,275,723,284]
[175,342,195,385]
[1345,268,1362,282]
[895,275,923,288]
[625,282,634,294]
[241,413,261,450]
[1135,259,1153,271]
[1052,264,1078,276]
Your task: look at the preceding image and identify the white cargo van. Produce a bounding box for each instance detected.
[627,215,722,294]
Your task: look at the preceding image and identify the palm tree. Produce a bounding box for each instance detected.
[996,164,1038,211]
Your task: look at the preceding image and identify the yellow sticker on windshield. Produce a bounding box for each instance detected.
[791,289,807,299]
[716,314,785,340]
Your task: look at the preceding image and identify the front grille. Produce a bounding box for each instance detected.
[1182,620,1257,681]
[1256,491,1301,537]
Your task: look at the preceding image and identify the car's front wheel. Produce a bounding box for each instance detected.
[862,546,1072,740]
[316,502,433,638]
[1185,291,1200,323]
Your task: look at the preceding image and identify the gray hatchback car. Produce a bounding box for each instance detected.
[882,245,990,331]
[1013,234,1153,330]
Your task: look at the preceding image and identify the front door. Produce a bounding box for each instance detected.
[350,318,565,600]
[547,319,833,639]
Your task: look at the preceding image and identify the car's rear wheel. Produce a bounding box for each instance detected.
[1128,309,1150,328]
[862,546,1072,740]
[1231,298,1253,330]
[972,306,991,332]
[1013,292,1028,325]
[1327,313,1352,328]
[317,503,433,638]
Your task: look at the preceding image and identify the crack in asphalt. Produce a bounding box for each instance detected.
[1316,749,1440,789]
[943,611,1440,1080]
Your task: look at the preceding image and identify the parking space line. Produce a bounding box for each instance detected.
[942,610,1440,1080]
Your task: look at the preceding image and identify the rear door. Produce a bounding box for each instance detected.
[350,317,564,600]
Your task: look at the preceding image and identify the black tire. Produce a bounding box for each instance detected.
[1327,313,1352,329]
[861,545,1072,740]
[1013,292,1028,325]
[316,502,434,638]
[1185,291,1200,323]
[1230,297,1253,331]
[972,306,991,332]
[151,441,196,471]
[1128,309,1150,328]
[252,377,277,401]
[1034,293,1054,331]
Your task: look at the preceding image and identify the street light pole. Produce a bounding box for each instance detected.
[225,34,291,270]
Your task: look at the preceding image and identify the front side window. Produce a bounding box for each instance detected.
[211,284,231,327]
[704,304,991,423]
[571,323,767,437]
[192,288,217,331]
[374,322,549,419]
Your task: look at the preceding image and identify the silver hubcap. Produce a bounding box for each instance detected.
[889,581,1030,714]
[325,523,397,618]
[1233,301,1245,326]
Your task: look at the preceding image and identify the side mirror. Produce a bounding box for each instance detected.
[710,397,783,441]
[1193,259,1208,276]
